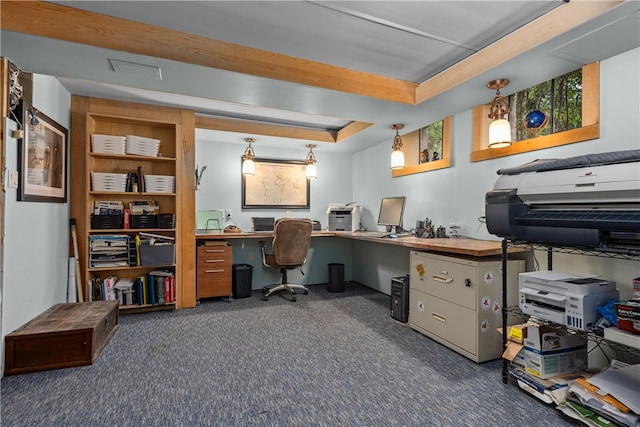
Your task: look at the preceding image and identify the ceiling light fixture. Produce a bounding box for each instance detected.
[390,124,405,169]
[305,144,317,179]
[241,137,256,175]
[486,79,512,148]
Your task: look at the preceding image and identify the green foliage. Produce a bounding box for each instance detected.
[419,120,444,162]
[511,69,582,141]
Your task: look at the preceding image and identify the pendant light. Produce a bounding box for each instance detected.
[390,124,405,169]
[241,138,256,175]
[305,144,317,179]
[486,79,512,148]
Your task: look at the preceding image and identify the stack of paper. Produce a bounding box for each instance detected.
[89,235,131,268]
[91,172,128,192]
[91,134,126,154]
[126,135,160,157]
[561,360,640,427]
[144,175,175,193]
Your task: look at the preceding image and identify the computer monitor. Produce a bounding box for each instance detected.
[377,196,406,233]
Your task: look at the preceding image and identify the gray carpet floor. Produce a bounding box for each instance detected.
[1,283,575,426]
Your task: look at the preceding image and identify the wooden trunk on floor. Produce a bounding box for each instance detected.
[4,301,119,375]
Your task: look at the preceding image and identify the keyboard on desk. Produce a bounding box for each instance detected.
[358,231,413,238]
[357,231,390,238]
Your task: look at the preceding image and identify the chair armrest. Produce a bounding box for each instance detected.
[258,240,271,267]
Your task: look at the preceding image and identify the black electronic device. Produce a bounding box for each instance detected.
[251,217,275,232]
[377,196,406,234]
[391,275,409,323]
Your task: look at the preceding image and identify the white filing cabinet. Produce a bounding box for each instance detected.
[409,251,524,362]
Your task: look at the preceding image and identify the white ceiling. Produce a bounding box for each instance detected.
[2,1,639,153]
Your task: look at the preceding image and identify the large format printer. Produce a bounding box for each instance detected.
[519,271,619,331]
[485,150,640,253]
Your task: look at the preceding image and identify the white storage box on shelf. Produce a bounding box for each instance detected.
[90,134,126,155]
[126,135,160,157]
[144,175,175,193]
[90,172,128,192]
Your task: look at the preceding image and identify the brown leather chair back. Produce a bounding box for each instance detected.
[271,218,313,267]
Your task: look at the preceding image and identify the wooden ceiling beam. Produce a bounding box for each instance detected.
[0,1,416,104]
[415,0,623,104]
[196,115,341,143]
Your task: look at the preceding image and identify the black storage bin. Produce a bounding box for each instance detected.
[131,214,158,229]
[157,213,176,229]
[232,264,253,298]
[91,214,123,229]
[327,263,345,293]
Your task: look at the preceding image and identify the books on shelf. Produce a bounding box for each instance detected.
[129,200,159,215]
[93,201,124,215]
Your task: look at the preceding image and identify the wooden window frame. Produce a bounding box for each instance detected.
[392,116,452,177]
[470,62,599,162]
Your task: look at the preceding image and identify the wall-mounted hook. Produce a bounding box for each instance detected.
[195,164,207,190]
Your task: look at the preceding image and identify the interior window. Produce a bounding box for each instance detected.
[393,117,451,177]
[471,62,599,162]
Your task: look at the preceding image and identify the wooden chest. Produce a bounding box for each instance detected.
[4,300,119,375]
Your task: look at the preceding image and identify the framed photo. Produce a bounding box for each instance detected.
[19,105,67,202]
[242,158,310,209]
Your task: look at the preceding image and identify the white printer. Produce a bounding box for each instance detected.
[326,203,360,232]
[519,271,618,331]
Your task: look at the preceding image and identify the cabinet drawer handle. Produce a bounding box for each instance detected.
[205,269,225,273]
[205,249,225,253]
[432,313,446,323]
[205,259,224,263]
[432,275,453,284]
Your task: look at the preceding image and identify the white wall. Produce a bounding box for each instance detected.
[1,75,71,373]
[353,48,640,295]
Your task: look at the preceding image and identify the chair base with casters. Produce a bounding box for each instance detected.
[258,218,313,302]
[261,267,309,302]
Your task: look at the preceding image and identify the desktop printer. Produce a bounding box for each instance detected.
[485,150,640,253]
[519,271,619,331]
[327,203,360,232]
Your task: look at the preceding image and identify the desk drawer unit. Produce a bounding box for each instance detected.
[408,251,524,362]
[197,244,232,298]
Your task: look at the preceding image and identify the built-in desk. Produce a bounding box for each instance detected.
[196,231,512,257]
[195,231,524,294]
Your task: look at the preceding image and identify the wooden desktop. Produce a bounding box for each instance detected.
[196,230,512,257]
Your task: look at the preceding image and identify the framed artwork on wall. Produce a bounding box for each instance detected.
[242,158,310,209]
[19,104,67,202]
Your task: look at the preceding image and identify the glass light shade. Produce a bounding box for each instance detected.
[306,163,317,179]
[390,149,405,169]
[488,118,512,148]
[242,158,255,175]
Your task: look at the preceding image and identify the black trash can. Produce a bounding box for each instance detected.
[232,264,253,298]
[327,263,345,293]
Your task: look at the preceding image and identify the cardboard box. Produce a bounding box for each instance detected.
[524,346,587,379]
[523,323,587,379]
[617,318,640,335]
[499,323,529,362]
[524,324,586,352]
[616,301,640,322]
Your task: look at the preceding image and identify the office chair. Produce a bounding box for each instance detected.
[259,218,313,302]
